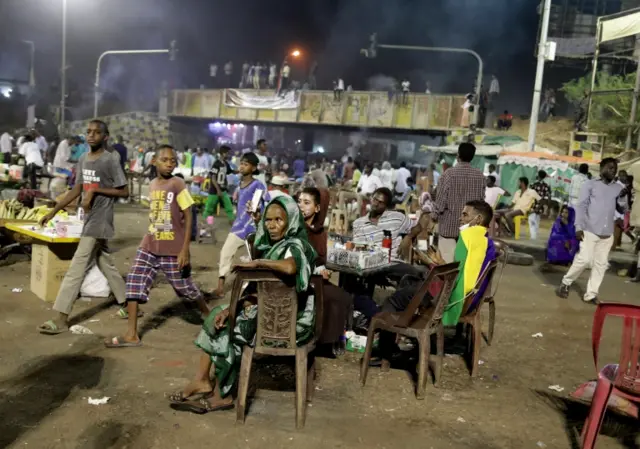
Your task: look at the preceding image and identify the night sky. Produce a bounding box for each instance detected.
[0,0,552,114]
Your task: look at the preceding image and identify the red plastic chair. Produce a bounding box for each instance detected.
[581,302,640,449]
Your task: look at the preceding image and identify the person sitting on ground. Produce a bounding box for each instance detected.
[170,196,317,414]
[497,110,513,131]
[542,205,579,270]
[297,187,353,353]
[372,200,497,367]
[494,177,540,235]
[105,146,209,348]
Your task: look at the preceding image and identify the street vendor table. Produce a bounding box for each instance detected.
[5,223,80,303]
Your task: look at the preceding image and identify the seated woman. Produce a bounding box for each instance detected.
[170,196,317,414]
[297,187,353,353]
[543,205,579,269]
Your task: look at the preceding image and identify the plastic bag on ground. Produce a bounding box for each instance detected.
[81,264,111,298]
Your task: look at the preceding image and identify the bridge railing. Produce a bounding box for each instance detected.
[169,89,467,131]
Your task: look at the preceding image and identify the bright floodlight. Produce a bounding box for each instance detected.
[291,50,301,57]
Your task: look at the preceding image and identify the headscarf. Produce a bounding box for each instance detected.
[254,195,317,292]
[551,206,576,240]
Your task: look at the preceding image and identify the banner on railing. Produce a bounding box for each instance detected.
[223,89,298,110]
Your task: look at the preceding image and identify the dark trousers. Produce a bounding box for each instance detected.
[2,153,10,164]
[25,163,39,190]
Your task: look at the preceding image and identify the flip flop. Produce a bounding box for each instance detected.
[104,336,143,348]
[170,397,234,414]
[38,320,68,335]
[116,308,145,319]
[169,390,213,403]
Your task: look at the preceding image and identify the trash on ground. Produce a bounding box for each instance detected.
[441,393,453,401]
[88,396,110,405]
[456,417,466,423]
[531,332,543,338]
[537,442,547,448]
[548,385,564,392]
[478,360,485,365]
[69,325,94,335]
[89,319,100,323]
[11,288,22,293]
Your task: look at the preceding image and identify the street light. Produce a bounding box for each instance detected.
[93,43,176,117]
[22,40,36,128]
[291,50,301,58]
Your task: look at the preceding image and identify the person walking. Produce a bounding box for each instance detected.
[433,142,486,262]
[556,158,624,304]
[37,120,129,334]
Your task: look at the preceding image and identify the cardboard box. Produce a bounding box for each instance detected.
[31,242,78,303]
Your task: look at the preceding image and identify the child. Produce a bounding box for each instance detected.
[212,152,266,297]
[105,145,209,347]
[38,120,129,334]
[203,145,235,224]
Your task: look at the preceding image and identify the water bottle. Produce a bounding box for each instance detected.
[77,207,85,222]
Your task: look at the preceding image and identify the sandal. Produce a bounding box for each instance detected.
[116,308,145,319]
[104,336,143,348]
[169,390,213,403]
[170,397,234,414]
[38,320,68,335]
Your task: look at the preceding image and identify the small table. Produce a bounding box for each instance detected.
[5,223,80,303]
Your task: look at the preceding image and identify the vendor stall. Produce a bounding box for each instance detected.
[5,223,80,303]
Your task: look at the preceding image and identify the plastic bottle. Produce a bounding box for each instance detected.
[77,207,85,222]
[382,230,392,262]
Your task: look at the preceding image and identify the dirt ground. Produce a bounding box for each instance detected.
[0,205,639,449]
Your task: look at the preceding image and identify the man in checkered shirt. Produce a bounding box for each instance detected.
[433,142,486,262]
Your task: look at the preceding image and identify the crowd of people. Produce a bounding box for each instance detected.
[1,117,631,415]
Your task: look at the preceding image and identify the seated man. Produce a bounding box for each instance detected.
[373,200,497,365]
[338,163,382,215]
[497,110,513,130]
[494,176,539,234]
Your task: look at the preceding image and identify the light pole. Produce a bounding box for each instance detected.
[527,0,552,151]
[60,0,67,133]
[22,40,36,128]
[93,42,177,117]
[362,37,484,126]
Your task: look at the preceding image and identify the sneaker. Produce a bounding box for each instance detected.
[555,284,570,299]
[583,297,600,306]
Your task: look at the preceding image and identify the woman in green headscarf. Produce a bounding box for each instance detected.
[170,195,317,414]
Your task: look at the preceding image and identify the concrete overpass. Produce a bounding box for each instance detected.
[169,88,468,133]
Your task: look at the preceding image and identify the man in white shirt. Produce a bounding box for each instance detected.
[568,163,590,207]
[255,139,270,184]
[0,131,14,164]
[484,175,507,208]
[395,161,411,197]
[19,135,44,189]
[338,163,382,215]
[35,131,47,154]
[53,136,74,173]
[268,62,277,88]
[484,164,501,186]
[334,78,344,101]
[494,177,540,234]
[401,79,411,105]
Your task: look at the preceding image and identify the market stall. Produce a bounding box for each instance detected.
[5,223,81,303]
[497,151,598,204]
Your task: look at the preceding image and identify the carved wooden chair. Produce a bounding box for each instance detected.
[229,268,324,429]
[457,260,498,377]
[360,262,460,399]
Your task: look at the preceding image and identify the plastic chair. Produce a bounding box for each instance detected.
[513,199,536,240]
[580,303,640,449]
[230,269,324,429]
[360,262,460,399]
[485,240,509,345]
[457,260,498,377]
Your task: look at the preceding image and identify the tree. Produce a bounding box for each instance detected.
[561,71,637,145]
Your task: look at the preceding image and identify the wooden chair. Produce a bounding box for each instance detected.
[360,262,461,399]
[485,240,509,345]
[395,191,416,214]
[457,260,498,377]
[244,232,257,260]
[230,269,324,429]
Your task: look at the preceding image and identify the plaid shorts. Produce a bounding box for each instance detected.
[126,248,203,303]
